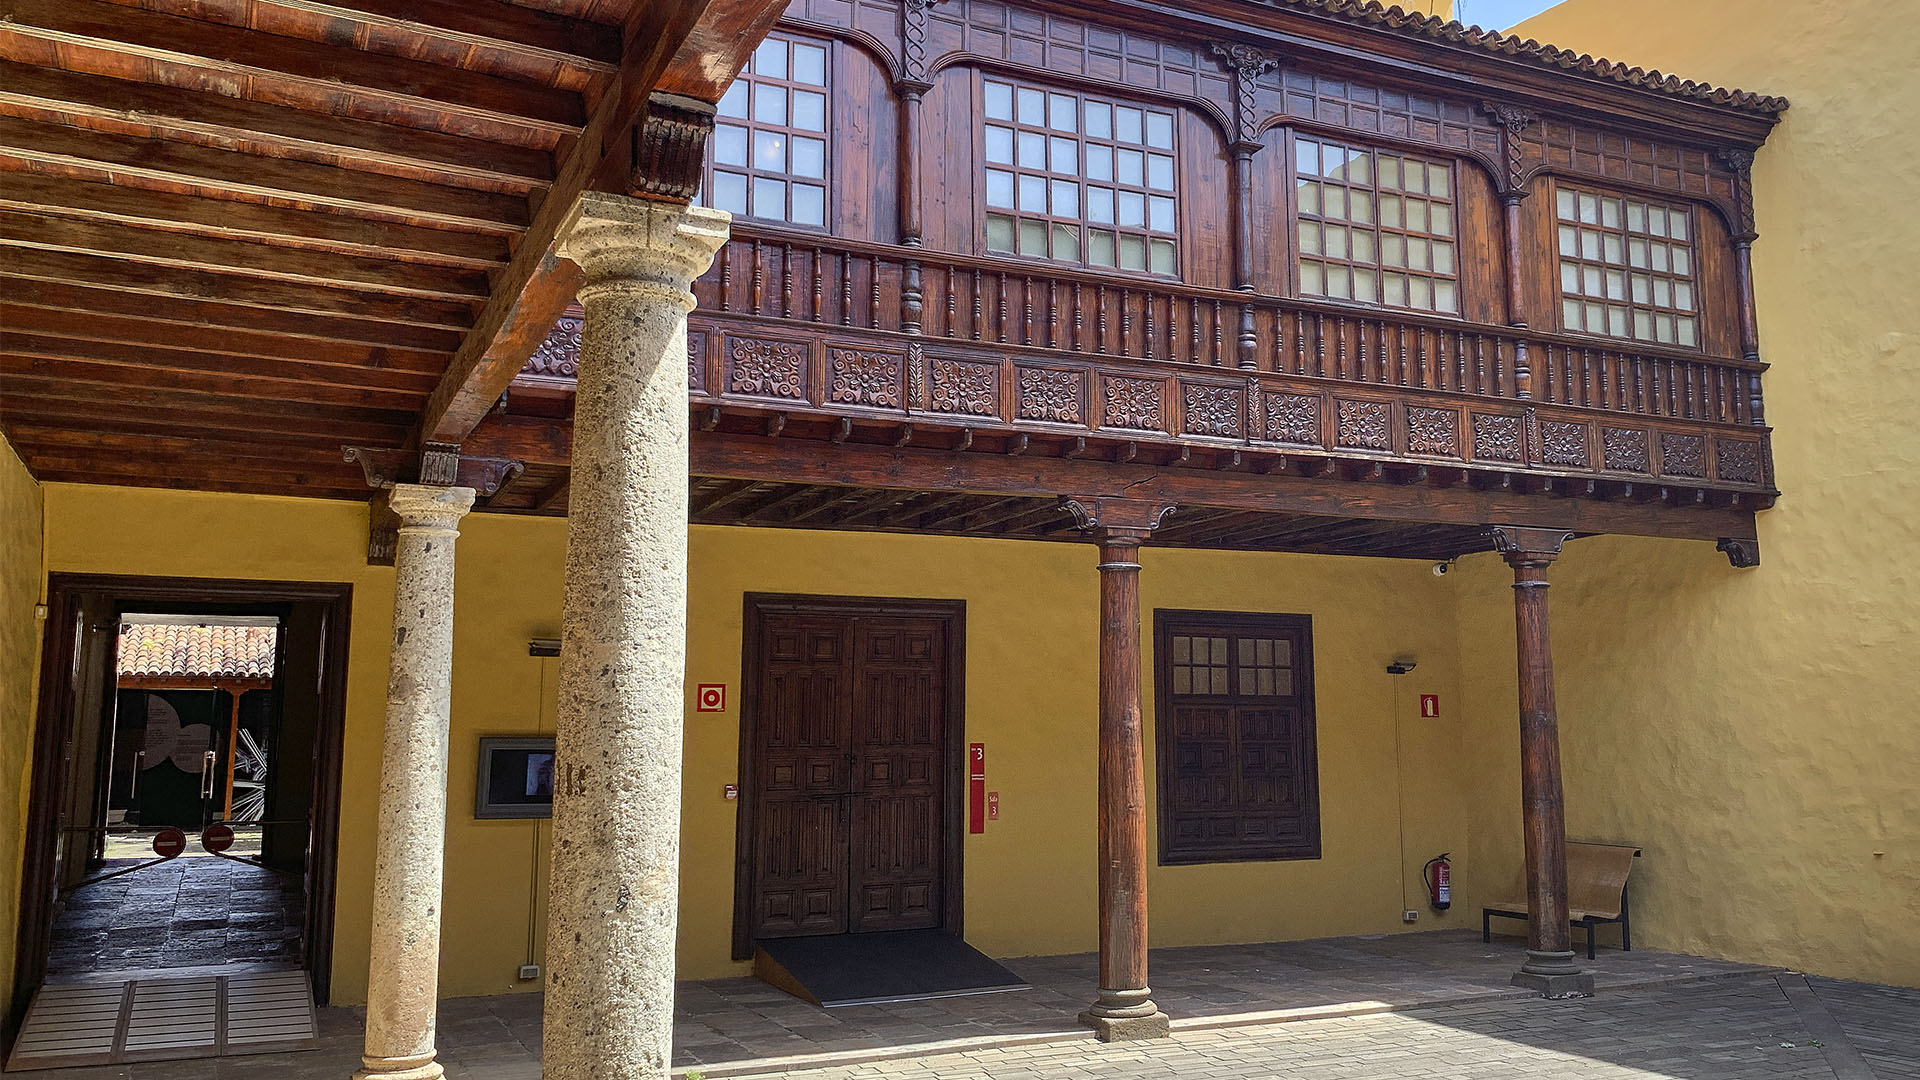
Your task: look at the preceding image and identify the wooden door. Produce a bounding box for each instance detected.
[745,605,951,944]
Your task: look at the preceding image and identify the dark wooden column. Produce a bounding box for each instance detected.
[1066,497,1174,1041]
[1489,526,1594,998]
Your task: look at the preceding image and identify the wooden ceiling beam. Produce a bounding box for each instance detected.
[0,304,448,375]
[0,351,427,411]
[0,0,585,139]
[24,467,377,502]
[0,277,464,352]
[231,0,621,72]
[0,116,527,232]
[0,331,440,397]
[0,210,491,302]
[415,0,788,448]
[0,396,409,446]
[4,424,377,465]
[0,248,477,328]
[0,175,508,270]
[0,60,554,194]
[20,450,368,488]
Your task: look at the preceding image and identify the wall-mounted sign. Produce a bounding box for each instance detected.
[969,743,987,834]
[475,736,556,819]
[201,822,235,854]
[151,827,186,859]
[1420,694,1440,718]
[987,791,999,821]
[723,784,739,801]
[696,684,727,712]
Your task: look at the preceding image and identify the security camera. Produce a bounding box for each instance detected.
[1432,561,1452,577]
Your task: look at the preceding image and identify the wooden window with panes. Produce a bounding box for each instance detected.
[1293,135,1460,315]
[706,35,829,227]
[1554,185,1699,347]
[981,77,1178,275]
[1154,611,1320,865]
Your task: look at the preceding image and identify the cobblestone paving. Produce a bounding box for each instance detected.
[46,855,305,978]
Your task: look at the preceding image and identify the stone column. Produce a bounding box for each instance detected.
[356,483,475,1080]
[1490,526,1593,999]
[543,193,729,1080]
[1067,498,1174,1042]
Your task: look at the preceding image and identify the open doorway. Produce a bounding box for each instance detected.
[10,575,350,1067]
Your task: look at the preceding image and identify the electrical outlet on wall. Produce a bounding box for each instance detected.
[518,964,541,981]
[1402,910,1420,924]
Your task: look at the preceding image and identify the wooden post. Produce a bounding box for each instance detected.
[222,684,242,819]
[1489,526,1593,998]
[1065,497,1174,1041]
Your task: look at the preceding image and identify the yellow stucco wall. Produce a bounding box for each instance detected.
[33,483,1487,1000]
[1457,0,1919,988]
[0,434,45,1021]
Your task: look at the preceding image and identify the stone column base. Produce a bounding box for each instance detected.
[1511,969,1596,999]
[1078,1008,1173,1041]
[353,1059,445,1080]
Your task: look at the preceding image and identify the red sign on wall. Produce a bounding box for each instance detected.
[987,791,999,821]
[1420,694,1440,718]
[968,743,986,834]
[695,684,727,712]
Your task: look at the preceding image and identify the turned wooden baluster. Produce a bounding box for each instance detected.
[944,265,956,336]
[780,243,793,320]
[1097,284,1109,354]
[811,247,825,323]
[718,243,733,312]
[750,238,765,314]
[971,269,983,340]
[839,254,853,326]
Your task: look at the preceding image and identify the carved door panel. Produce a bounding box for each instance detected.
[847,618,945,934]
[751,615,854,940]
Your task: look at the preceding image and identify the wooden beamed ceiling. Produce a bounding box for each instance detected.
[0,0,784,495]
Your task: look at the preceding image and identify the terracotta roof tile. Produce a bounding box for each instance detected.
[117,624,278,679]
[1263,1,1789,117]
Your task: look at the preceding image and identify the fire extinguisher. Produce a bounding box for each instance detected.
[1423,853,1452,912]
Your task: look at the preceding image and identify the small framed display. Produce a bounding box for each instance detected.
[475,737,557,819]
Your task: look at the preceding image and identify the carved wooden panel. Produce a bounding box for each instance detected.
[527,314,582,378]
[1716,438,1762,484]
[1182,382,1245,438]
[1103,375,1166,431]
[1660,432,1707,478]
[1471,412,1522,462]
[847,618,946,933]
[689,332,708,394]
[828,346,905,410]
[1406,407,1459,457]
[1521,118,1739,226]
[1602,427,1650,473]
[726,334,810,401]
[929,2,1233,113]
[1015,366,1084,423]
[1254,67,1503,177]
[1335,399,1390,451]
[1262,392,1322,446]
[926,357,1001,417]
[1538,420,1590,468]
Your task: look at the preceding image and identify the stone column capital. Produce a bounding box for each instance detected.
[555,192,731,308]
[386,483,475,533]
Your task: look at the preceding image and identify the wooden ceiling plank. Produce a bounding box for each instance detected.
[0,174,508,269]
[232,0,620,78]
[0,60,554,193]
[0,0,585,136]
[25,466,378,501]
[0,351,427,411]
[0,303,447,374]
[22,450,368,486]
[0,330,441,395]
[4,424,378,465]
[0,210,491,301]
[0,371,420,426]
[1,248,477,329]
[0,397,410,445]
[0,116,528,232]
[0,277,464,352]
[416,0,788,447]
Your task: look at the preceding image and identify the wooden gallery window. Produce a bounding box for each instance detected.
[1554,186,1698,347]
[707,35,830,227]
[981,77,1179,274]
[1293,135,1459,314]
[1154,611,1320,865]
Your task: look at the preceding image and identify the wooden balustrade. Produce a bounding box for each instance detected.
[694,227,1766,427]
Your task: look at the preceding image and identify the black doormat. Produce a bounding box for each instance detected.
[754,930,1029,1007]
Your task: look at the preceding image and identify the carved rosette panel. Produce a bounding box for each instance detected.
[1262,393,1321,445]
[1100,376,1164,431]
[1601,427,1650,473]
[688,332,707,393]
[1539,421,1590,468]
[1470,413,1521,462]
[1406,407,1459,457]
[1335,400,1390,451]
[1716,438,1762,484]
[725,336,807,400]
[1182,383,1244,438]
[1661,433,1708,478]
[827,347,904,409]
[526,315,582,378]
[927,358,999,417]
[1017,367,1084,424]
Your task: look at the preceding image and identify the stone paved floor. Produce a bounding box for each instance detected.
[45,855,305,979]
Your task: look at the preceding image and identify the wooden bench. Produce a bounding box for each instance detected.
[1482,843,1640,960]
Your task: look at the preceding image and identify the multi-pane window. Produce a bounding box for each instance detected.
[1156,612,1319,865]
[1555,187,1697,347]
[982,78,1178,274]
[707,35,829,227]
[1294,136,1459,315]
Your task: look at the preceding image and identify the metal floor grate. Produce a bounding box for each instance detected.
[6,971,317,1071]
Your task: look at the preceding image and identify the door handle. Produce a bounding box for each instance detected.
[130,751,143,801]
[201,750,218,799]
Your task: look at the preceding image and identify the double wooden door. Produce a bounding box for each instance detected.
[745,603,954,945]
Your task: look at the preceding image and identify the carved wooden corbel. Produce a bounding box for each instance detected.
[1716,537,1761,568]
[367,490,399,567]
[1488,525,1575,567]
[1060,497,1177,539]
[1480,101,1539,198]
[629,92,716,202]
[342,445,526,496]
[1212,42,1279,293]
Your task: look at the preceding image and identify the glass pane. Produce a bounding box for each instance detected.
[985,125,1014,164]
[1430,203,1453,237]
[753,38,787,78]
[1147,154,1175,192]
[1556,188,1575,220]
[1018,174,1046,212]
[1405,161,1428,194]
[1145,111,1173,149]
[1381,195,1402,230]
[1605,269,1625,300]
[1018,131,1046,170]
[791,91,826,132]
[1408,277,1429,309]
[1087,186,1115,225]
[1017,87,1044,126]
[1559,226,1579,257]
[1325,265,1350,299]
[753,84,786,125]
[792,136,826,179]
[1149,239,1175,274]
[1051,179,1078,217]
[1019,218,1047,256]
[792,42,827,85]
[1173,667,1190,694]
[717,81,747,119]
[986,169,1015,209]
[1050,136,1078,175]
[750,176,785,220]
[1294,138,1319,178]
[790,183,824,226]
[1629,238,1649,268]
[1351,230,1375,264]
[1672,248,1691,276]
[1675,281,1694,311]
[1408,237,1429,271]
[1086,145,1113,182]
[752,129,785,171]
[1652,245,1669,272]
[1405,198,1428,232]
[1582,266,1601,297]
[1435,279,1458,313]
[1298,221,1321,255]
[1148,195,1175,232]
[1627,201,1646,232]
[1578,192,1599,224]
[1563,298,1582,327]
[1601,197,1621,229]
[1670,209,1690,240]
[1653,277,1671,307]
[986,213,1015,252]
[713,124,748,166]
[1086,102,1112,139]
[1049,93,1077,133]
[1560,263,1579,294]
[984,81,1013,121]
[1300,258,1324,294]
[1655,313,1674,343]
[1677,317,1697,346]
[1089,229,1116,266]
[1116,106,1143,144]
[1603,234,1623,265]
[1350,189,1374,224]
[1633,310,1652,339]
[1324,224,1347,260]
[1118,190,1145,228]
[1297,180,1320,216]
[1384,272,1407,306]
[1432,240,1453,275]
[1649,208,1667,237]
[1053,222,1078,260]
[1582,229,1603,260]
[1429,166,1449,198]
[1353,266,1378,303]
[1378,155,1400,190]
[1323,186,1346,221]
[1347,151,1372,186]
[1382,234,1404,267]
[711,170,747,215]
[1608,305,1628,337]
[1631,274,1651,304]
[1117,149,1144,186]
[1119,234,1146,270]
